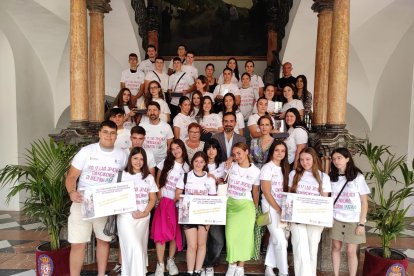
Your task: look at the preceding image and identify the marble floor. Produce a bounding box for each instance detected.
[0,211,413,275]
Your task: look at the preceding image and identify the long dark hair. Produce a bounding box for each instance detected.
[197,96,213,120]
[265,140,290,192]
[227,57,240,81]
[282,83,298,103]
[222,93,238,113]
[203,138,223,169]
[159,139,189,189]
[296,75,309,106]
[179,96,193,115]
[112,88,134,110]
[144,80,164,107]
[125,147,150,180]
[329,147,362,182]
[285,108,306,129]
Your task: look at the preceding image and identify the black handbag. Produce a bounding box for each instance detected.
[103,171,123,236]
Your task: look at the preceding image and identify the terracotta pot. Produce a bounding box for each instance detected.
[36,241,70,276]
[362,247,408,276]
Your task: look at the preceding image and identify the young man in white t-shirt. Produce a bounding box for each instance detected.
[65,120,128,276]
[168,44,187,75]
[138,44,157,75]
[168,57,195,118]
[140,101,174,165]
[129,125,157,177]
[144,56,169,93]
[120,53,145,107]
[107,108,131,151]
[181,51,198,80]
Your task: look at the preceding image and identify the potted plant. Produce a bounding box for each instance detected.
[0,138,78,276]
[357,141,414,276]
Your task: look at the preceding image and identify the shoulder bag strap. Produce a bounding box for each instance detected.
[117,171,123,183]
[152,70,161,83]
[173,72,186,92]
[334,180,349,205]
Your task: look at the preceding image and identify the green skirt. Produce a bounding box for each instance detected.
[225,197,255,263]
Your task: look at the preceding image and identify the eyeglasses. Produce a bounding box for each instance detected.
[101,130,116,136]
[189,131,200,134]
[149,86,159,90]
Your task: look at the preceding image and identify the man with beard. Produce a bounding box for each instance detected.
[139,101,174,165]
[212,112,246,162]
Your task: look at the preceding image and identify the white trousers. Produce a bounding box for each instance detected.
[290,223,324,276]
[117,213,150,276]
[261,199,289,275]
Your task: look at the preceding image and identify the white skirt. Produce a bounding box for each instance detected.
[117,212,150,276]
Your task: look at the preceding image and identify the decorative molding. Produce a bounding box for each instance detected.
[87,0,112,13]
[312,0,334,14]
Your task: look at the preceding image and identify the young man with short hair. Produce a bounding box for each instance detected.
[107,108,131,151]
[168,57,195,117]
[138,44,158,74]
[65,120,128,276]
[129,125,156,177]
[121,53,145,107]
[144,56,169,93]
[168,44,186,75]
[181,51,198,80]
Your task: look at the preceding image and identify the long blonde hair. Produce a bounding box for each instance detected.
[232,142,252,164]
[290,147,323,194]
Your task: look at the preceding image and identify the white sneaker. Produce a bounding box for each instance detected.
[205,267,214,276]
[225,264,237,276]
[265,266,276,276]
[155,262,165,276]
[166,258,179,275]
[234,266,244,276]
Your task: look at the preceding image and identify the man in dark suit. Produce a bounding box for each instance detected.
[212,112,246,162]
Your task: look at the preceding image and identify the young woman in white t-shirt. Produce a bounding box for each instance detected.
[218,93,245,136]
[244,60,264,97]
[196,96,223,141]
[195,75,215,102]
[288,147,331,276]
[284,108,308,169]
[203,139,226,276]
[110,87,137,129]
[260,141,290,276]
[151,139,190,276]
[218,57,240,86]
[176,152,217,276]
[329,148,370,276]
[225,142,261,276]
[173,96,196,140]
[116,147,158,276]
[143,80,171,123]
[239,72,258,120]
[279,83,304,119]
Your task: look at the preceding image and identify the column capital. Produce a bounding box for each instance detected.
[312,0,334,14]
[87,0,112,13]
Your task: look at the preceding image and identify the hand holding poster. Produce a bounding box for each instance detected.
[178,195,227,225]
[79,181,137,219]
[280,192,333,227]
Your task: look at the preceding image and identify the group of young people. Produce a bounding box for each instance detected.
[65,44,369,276]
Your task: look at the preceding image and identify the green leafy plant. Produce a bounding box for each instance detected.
[0,138,78,250]
[357,141,414,259]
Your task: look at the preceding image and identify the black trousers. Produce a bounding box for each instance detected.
[204,225,225,267]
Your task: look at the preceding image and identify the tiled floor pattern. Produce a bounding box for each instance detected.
[0,211,413,275]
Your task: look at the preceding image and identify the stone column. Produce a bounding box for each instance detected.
[326,0,350,130]
[87,0,111,124]
[312,0,334,131]
[70,0,88,125]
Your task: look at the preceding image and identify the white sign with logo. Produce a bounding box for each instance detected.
[80,181,136,219]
